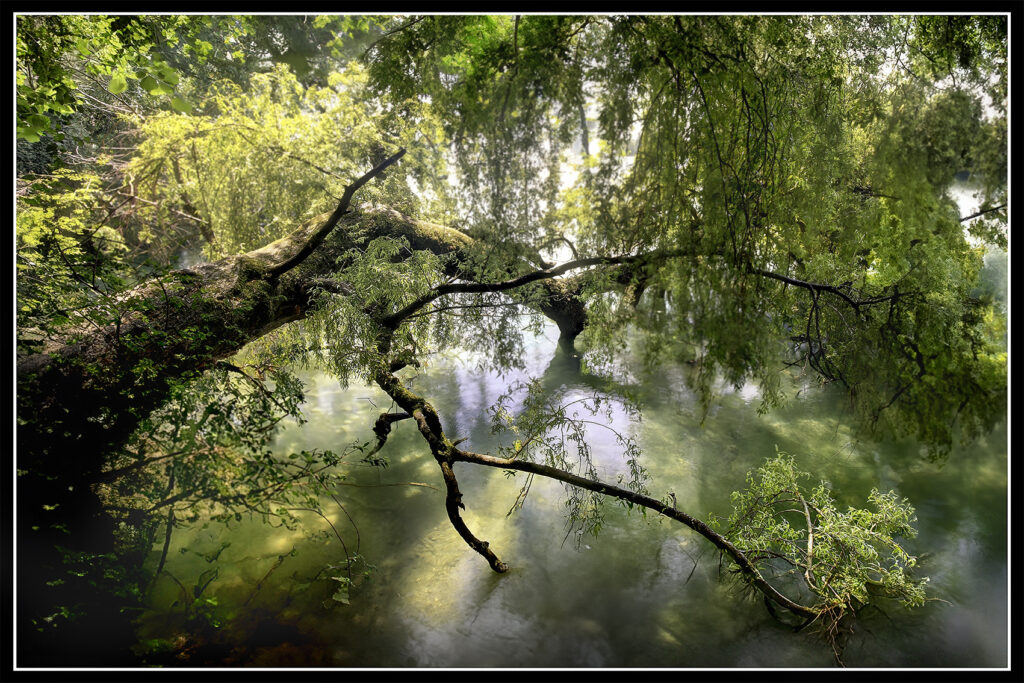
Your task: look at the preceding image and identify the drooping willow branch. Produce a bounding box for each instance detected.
[537,235,580,262]
[362,252,927,615]
[750,266,922,384]
[750,267,908,312]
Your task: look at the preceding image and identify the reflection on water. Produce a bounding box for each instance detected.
[136,323,1007,668]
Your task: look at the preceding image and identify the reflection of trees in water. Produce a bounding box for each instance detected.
[133,343,1005,667]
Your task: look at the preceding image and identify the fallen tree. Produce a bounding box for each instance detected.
[16,154,934,650]
[13,154,627,663]
[15,13,1007,667]
[16,156,597,484]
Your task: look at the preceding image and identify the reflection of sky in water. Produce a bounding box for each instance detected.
[138,321,1007,668]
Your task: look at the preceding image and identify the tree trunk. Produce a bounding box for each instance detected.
[16,203,604,663]
[18,206,474,476]
[14,205,474,662]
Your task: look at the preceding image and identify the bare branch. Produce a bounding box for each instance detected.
[959,204,1006,223]
[382,251,669,329]
[268,148,407,278]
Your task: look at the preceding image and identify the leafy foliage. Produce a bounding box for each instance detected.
[13,14,1008,666]
[126,62,452,258]
[720,452,928,654]
[96,363,354,531]
[16,15,219,142]
[364,15,1007,453]
[16,169,133,353]
[302,235,446,384]
[15,15,391,143]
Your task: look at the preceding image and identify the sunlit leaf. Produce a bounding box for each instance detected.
[108,71,128,94]
[170,96,192,113]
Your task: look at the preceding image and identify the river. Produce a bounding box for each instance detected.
[132,321,1008,669]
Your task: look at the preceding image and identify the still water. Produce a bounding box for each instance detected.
[135,324,1008,668]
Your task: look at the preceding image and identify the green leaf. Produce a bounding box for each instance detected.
[159,66,180,85]
[170,97,192,113]
[26,114,50,131]
[330,576,351,604]
[108,72,128,94]
[140,76,160,93]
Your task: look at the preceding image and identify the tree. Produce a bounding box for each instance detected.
[15,14,1007,666]
[16,15,389,144]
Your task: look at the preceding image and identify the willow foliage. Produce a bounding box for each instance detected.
[126,62,453,259]
[112,16,1008,454]
[364,15,1007,453]
[720,452,929,658]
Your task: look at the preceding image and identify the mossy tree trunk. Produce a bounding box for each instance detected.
[17,206,474,487]
[15,204,595,664]
[16,206,461,661]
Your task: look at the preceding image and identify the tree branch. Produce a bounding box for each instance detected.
[450,445,818,618]
[959,204,1006,223]
[424,412,509,573]
[798,490,818,592]
[214,360,291,415]
[381,251,661,329]
[267,148,406,278]
[363,410,412,462]
[751,267,906,311]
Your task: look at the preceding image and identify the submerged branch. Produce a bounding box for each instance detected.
[336,480,438,491]
[449,446,818,619]
[370,358,817,619]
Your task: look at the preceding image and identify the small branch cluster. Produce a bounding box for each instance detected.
[721,452,928,661]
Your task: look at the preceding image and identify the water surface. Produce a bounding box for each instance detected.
[136,325,1008,668]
